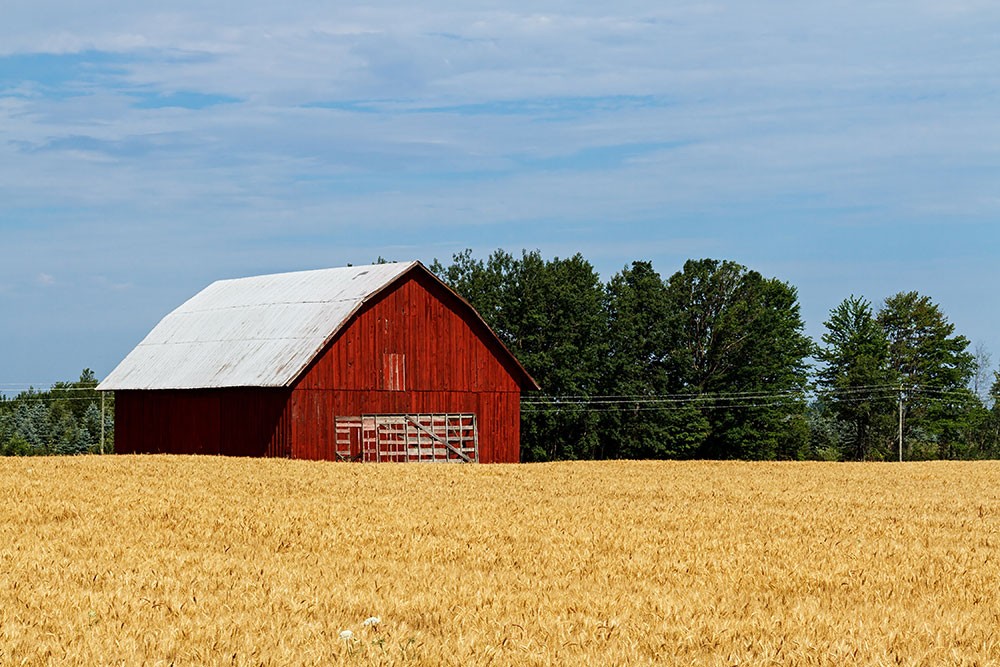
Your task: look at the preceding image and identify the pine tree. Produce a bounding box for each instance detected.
[81,401,102,453]
[14,394,50,453]
[816,296,897,460]
[878,292,975,458]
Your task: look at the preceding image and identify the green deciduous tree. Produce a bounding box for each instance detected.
[513,252,607,461]
[600,262,707,459]
[434,250,998,461]
[663,259,812,459]
[432,249,607,461]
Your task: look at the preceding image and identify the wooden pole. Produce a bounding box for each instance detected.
[898,386,903,463]
[100,392,105,455]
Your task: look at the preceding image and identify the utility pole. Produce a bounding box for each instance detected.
[100,391,105,455]
[898,385,904,463]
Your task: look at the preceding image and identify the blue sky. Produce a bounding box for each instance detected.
[2,1,999,389]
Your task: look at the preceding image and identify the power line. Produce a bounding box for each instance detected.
[521,382,985,414]
[0,386,102,391]
[522,383,913,403]
[0,396,109,403]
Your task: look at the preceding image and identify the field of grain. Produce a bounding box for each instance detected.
[1,457,999,665]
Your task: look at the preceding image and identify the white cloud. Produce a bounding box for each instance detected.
[2,0,1000,380]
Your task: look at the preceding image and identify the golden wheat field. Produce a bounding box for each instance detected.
[2,457,1000,666]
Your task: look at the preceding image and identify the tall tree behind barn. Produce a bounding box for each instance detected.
[98,262,538,463]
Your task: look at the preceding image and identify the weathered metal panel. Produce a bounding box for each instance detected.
[99,262,417,391]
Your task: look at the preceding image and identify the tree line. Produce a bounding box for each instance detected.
[4,251,996,461]
[0,369,113,455]
[431,249,1000,462]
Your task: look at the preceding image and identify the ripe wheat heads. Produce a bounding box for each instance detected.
[1,457,999,665]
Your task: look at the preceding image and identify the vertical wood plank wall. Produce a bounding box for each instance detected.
[294,271,524,394]
[291,271,525,463]
[114,389,292,457]
[288,391,521,463]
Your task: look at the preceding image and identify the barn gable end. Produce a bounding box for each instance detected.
[289,268,527,462]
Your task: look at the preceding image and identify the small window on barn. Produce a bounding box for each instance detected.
[382,353,405,391]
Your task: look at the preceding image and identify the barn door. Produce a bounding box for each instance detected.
[334,414,478,463]
[333,416,377,461]
[334,417,362,461]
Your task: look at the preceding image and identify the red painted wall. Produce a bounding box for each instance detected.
[290,271,524,462]
[113,269,529,462]
[114,388,291,457]
[295,271,523,394]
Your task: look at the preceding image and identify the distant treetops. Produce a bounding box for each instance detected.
[0,369,112,456]
[431,250,997,462]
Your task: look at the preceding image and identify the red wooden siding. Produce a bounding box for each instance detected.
[114,389,291,457]
[296,271,523,394]
[288,390,520,463]
[291,271,524,462]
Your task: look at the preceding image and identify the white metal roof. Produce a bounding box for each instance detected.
[99,262,418,390]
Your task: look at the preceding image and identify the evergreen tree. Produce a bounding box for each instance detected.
[805,398,844,461]
[0,371,112,456]
[878,291,975,458]
[985,373,1000,456]
[816,296,897,460]
[14,393,50,453]
[0,401,13,454]
[51,411,75,454]
[81,401,103,453]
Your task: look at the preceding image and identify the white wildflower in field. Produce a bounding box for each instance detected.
[339,630,353,641]
[363,616,381,627]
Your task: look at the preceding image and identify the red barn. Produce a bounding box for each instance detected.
[98,262,538,463]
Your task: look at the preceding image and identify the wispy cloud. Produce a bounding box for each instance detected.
[1,1,999,381]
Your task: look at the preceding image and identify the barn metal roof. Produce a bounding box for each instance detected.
[99,262,419,390]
